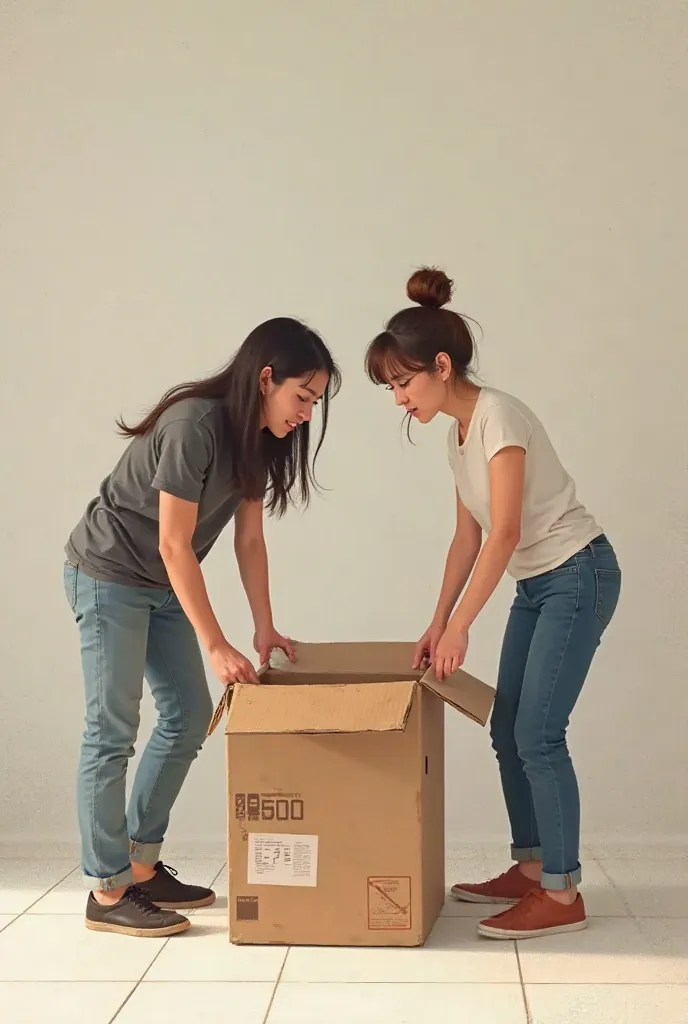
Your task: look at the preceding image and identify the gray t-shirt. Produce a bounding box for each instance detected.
[66,397,244,587]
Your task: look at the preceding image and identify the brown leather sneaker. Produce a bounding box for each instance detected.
[451,863,541,904]
[137,862,216,910]
[86,886,190,937]
[477,888,587,939]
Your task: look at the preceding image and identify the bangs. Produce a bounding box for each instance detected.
[365,332,428,385]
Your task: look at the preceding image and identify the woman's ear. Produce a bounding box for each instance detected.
[435,352,452,382]
[259,365,273,396]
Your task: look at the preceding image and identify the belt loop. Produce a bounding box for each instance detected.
[587,540,596,557]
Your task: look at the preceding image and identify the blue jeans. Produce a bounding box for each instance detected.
[63,563,213,891]
[490,535,621,890]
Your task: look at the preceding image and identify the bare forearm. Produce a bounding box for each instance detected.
[235,537,273,631]
[160,545,225,652]
[433,537,482,625]
[450,530,518,631]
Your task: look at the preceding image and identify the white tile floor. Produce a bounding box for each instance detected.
[0,848,686,1024]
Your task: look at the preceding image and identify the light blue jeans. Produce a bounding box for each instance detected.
[63,563,213,891]
[490,535,621,890]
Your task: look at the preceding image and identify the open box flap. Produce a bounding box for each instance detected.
[420,666,495,727]
[206,642,495,737]
[274,642,495,726]
[268,641,419,679]
[226,679,416,736]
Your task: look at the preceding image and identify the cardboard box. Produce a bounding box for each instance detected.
[210,642,495,947]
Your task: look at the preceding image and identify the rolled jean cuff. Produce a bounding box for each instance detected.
[129,839,163,865]
[541,864,583,891]
[83,865,132,892]
[511,845,543,863]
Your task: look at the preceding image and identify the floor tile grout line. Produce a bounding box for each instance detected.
[595,858,636,919]
[7,857,227,918]
[514,942,532,1024]
[2,980,688,987]
[11,911,687,921]
[3,854,686,996]
[106,856,228,1015]
[262,948,290,1024]
[138,935,174,982]
[209,862,227,892]
[594,859,657,935]
[186,861,227,917]
[16,862,80,916]
[109,861,229,1018]
[106,927,176,1019]
[109,918,181,1019]
[108,981,141,1024]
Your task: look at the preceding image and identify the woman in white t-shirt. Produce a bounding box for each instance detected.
[366,267,621,942]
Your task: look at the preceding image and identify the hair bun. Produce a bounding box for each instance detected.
[406,266,453,309]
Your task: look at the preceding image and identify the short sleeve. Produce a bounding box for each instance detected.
[481,403,532,462]
[152,418,214,503]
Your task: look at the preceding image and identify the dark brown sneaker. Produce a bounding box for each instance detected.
[86,886,190,937]
[137,862,216,910]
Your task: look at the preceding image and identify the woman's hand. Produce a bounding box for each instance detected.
[209,640,259,686]
[253,626,295,667]
[433,626,469,681]
[413,619,446,670]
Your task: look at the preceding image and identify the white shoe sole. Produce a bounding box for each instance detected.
[477,918,588,940]
[450,886,521,905]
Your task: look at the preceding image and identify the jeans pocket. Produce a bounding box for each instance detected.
[594,568,621,627]
[63,562,78,612]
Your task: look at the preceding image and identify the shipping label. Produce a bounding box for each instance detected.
[247,833,319,887]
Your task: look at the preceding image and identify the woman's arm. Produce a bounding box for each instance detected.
[234,500,273,636]
[234,499,295,665]
[413,490,482,668]
[433,489,483,625]
[158,491,258,684]
[434,446,525,679]
[451,446,524,630]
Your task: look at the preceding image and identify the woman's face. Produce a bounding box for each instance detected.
[385,359,450,424]
[261,369,329,438]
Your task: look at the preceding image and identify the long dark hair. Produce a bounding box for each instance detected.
[117,318,341,516]
[365,267,477,386]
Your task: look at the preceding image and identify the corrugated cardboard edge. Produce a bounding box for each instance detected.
[207,686,231,737]
[207,663,269,737]
[420,666,495,727]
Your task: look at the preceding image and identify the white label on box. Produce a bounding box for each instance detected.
[247,833,318,887]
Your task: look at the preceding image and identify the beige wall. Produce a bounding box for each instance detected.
[1,1,686,850]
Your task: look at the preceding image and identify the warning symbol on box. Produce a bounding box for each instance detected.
[367,876,412,930]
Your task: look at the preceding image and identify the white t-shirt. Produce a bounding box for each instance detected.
[447,388,602,580]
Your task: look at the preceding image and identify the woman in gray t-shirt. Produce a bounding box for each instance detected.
[63,317,340,938]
